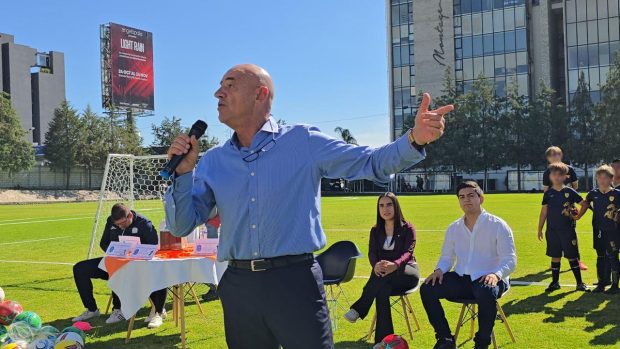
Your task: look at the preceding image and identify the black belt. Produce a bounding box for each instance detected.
[229,253,313,272]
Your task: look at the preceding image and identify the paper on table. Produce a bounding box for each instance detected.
[119,235,140,249]
[106,241,133,257]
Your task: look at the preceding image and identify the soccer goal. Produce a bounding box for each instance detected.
[87,153,201,259]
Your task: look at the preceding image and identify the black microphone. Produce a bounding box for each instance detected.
[160,120,208,179]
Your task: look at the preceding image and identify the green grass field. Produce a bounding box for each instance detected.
[1,194,618,348]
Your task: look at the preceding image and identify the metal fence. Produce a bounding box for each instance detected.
[0,164,104,190]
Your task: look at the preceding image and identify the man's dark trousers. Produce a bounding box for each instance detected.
[420,272,506,346]
[73,257,167,313]
[217,258,333,349]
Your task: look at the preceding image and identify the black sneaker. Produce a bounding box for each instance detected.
[575,283,590,292]
[433,337,456,349]
[604,285,619,295]
[201,289,218,302]
[545,282,561,292]
[592,284,606,293]
[473,344,489,349]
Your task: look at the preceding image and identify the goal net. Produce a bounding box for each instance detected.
[87,153,202,258]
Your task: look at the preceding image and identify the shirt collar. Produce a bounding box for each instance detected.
[459,208,487,226]
[228,117,279,148]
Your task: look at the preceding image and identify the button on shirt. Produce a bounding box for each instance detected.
[436,210,517,284]
[164,117,425,261]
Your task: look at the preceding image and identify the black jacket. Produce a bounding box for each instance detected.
[99,210,158,252]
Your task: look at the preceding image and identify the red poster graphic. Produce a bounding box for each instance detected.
[109,23,154,110]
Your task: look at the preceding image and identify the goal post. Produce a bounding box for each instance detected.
[87,153,178,259]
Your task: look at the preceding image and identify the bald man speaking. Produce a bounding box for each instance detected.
[164,64,453,348]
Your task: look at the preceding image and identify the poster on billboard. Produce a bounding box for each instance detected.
[109,23,154,110]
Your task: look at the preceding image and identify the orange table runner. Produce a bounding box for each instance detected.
[105,247,216,277]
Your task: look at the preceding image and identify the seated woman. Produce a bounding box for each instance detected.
[344,192,420,344]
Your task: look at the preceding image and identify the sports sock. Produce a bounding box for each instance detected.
[569,259,583,284]
[551,261,561,283]
[607,252,620,285]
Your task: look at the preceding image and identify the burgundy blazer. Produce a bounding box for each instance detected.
[368,221,417,268]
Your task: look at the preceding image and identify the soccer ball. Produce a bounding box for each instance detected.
[52,340,82,349]
[13,312,41,330]
[373,334,409,349]
[54,333,83,346]
[0,288,4,302]
[7,322,35,343]
[0,301,22,326]
[59,328,84,343]
[1,340,27,349]
[27,339,54,349]
[0,325,7,343]
[34,326,59,342]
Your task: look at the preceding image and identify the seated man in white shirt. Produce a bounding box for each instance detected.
[420,181,517,349]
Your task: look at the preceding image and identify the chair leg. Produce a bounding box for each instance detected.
[125,315,136,343]
[400,297,414,339]
[491,330,497,349]
[454,304,467,341]
[497,303,516,343]
[404,296,420,331]
[366,312,377,342]
[105,294,113,315]
[189,284,206,317]
[469,304,476,340]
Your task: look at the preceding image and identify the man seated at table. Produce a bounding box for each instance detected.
[420,181,517,349]
[72,203,168,329]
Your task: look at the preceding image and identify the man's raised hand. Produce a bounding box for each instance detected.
[167,134,199,176]
[411,93,454,145]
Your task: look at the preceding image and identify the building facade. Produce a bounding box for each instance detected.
[387,0,620,141]
[0,33,65,144]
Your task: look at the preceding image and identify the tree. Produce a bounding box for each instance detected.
[0,92,35,176]
[44,101,82,189]
[334,126,358,145]
[77,106,110,187]
[504,76,530,191]
[151,116,184,154]
[568,72,600,190]
[598,52,620,161]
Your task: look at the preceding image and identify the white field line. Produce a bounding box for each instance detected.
[0,260,74,266]
[325,228,592,235]
[0,208,164,226]
[0,236,70,245]
[353,276,577,287]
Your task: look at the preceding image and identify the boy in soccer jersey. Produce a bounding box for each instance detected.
[577,165,620,293]
[538,162,589,292]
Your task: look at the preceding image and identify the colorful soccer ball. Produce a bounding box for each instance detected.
[0,301,22,326]
[27,339,54,349]
[52,340,82,349]
[374,334,409,349]
[54,333,83,346]
[34,326,59,342]
[7,322,35,343]
[0,325,7,343]
[0,288,4,302]
[59,327,84,342]
[1,340,27,349]
[13,312,41,330]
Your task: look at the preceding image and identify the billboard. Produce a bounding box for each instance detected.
[108,23,154,110]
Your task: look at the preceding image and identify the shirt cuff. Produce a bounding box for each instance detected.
[173,172,193,193]
[396,130,426,159]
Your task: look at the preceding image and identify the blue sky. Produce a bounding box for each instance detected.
[3,0,391,147]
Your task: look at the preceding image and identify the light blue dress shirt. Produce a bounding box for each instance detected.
[164,117,425,261]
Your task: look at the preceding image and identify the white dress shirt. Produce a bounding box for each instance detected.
[436,210,517,284]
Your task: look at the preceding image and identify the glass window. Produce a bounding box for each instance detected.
[482,0,494,12]
[462,0,472,14]
[391,6,400,26]
[392,26,400,44]
[401,66,410,86]
[495,54,506,75]
[599,19,609,42]
[463,15,473,35]
[484,34,494,54]
[456,48,463,59]
[610,0,619,17]
[504,8,515,31]
[472,14,483,36]
[484,55,495,77]
[568,46,579,69]
[567,23,577,46]
[566,0,576,24]
[590,67,600,90]
[505,31,516,52]
[455,37,463,49]
[495,77,506,97]
[610,18,620,41]
[579,68,590,84]
[506,53,517,74]
[516,29,527,51]
[598,0,608,19]
[493,10,504,32]
[472,0,482,12]
[456,69,464,81]
[517,74,528,96]
[494,32,505,53]
[576,0,587,22]
[587,0,598,21]
[483,11,493,34]
[568,69,579,92]
[464,58,474,80]
[515,6,526,28]
[399,4,409,24]
[610,41,620,61]
[577,22,588,46]
[409,44,415,64]
[393,46,401,66]
[599,42,610,65]
[409,24,415,42]
[600,65,610,85]
[455,2,462,16]
[578,46,589,67]
[517,51,528,73]
[588,21,598,44]
[463,36,473,58]
[401,44,410,65]
[473,36,484,56]
[494,0,504,10]
[589,44,599,66]
[474,57,484,77]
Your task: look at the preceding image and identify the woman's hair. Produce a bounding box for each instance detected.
[376,192,407,247]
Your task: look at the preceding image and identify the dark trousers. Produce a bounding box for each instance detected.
[351,268,419,344]
[73,257,167,313]
[420,272,506,346]
[217,259,333,349]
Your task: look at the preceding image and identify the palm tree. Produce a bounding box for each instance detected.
[334,126,358,145]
